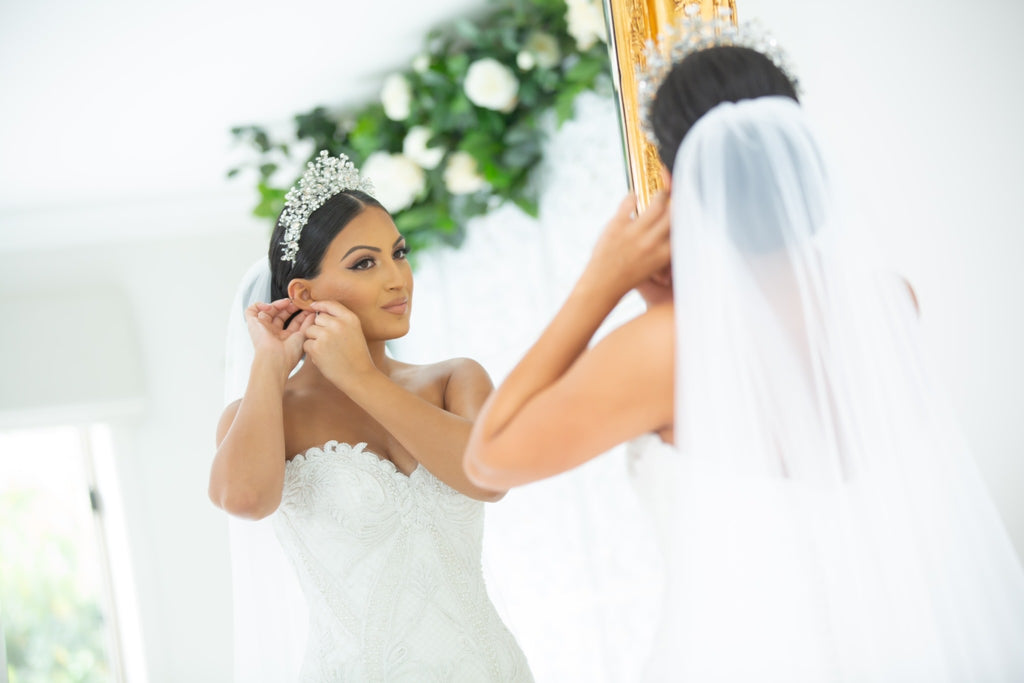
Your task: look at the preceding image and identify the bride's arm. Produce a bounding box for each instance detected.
[209,301,313,519]
[463,193,673,489]
[303,302,503,502]
[465,305,675,488]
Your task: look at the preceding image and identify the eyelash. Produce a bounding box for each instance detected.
[349,246,409,271]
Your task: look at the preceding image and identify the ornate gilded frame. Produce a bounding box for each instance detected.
[603,0,738,210]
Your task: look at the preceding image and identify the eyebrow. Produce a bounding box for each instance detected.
[342,236,405,260]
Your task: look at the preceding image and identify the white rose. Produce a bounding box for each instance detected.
[525,32,561,69]
[565,0,607,51]
[402,126,445,170]
[516,50,536,71]
[361,152,425,213]
[464,58,519,112]
[380,74,412,121]
[412,54,430,73]
[443,151,487,195]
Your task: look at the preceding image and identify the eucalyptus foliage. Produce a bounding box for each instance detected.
[230,0,611,252]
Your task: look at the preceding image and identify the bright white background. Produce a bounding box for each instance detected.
[0,1,1021,681]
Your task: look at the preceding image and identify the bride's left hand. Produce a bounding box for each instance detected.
[582,191,672,300]
[302,300,376,390]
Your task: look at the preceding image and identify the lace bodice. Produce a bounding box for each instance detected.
[272,441,532,682]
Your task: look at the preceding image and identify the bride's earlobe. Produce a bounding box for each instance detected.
[287,280,315,310]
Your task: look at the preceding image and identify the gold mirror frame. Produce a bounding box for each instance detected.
[603,0,738,211]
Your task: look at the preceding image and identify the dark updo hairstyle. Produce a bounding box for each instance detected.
[650,45,798,171]
[268,190,386,300]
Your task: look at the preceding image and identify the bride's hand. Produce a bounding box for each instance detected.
[303,300,376,391]
[245,299,313,374]
[582,192,671,299]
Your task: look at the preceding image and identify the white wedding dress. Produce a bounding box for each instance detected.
[271,440,533,682]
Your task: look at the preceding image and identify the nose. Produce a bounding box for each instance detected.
[381,255,407,291]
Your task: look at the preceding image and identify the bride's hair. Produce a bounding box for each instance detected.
[651,46,798,170]
[268,190,386,300]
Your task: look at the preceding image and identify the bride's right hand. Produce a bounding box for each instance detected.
[582,192,671,299]
[245,299,314,375]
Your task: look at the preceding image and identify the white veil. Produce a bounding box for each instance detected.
[658,96,1024,681]
[222,258,307,682]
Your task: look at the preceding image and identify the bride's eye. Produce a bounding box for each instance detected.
[350,258,375,271]
[394,246,409,260]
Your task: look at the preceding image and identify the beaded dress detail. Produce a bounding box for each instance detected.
[272,441,532,682]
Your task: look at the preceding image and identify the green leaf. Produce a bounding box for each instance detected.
[564,56,606,85]
[253,130,271,153]
[253,183,287,220]
[445,53,470,78]
[554,86,581,124]
[454,19,480,41]
[513,195,539,218]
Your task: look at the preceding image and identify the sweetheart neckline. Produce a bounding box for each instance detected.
[287,440,423,479]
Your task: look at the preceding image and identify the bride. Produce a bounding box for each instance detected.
[209,151,532,681]
[463,16,1024,682]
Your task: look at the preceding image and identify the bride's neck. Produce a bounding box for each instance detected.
[294,339,394,387]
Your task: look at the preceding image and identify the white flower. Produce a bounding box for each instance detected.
[525,32,561,69]
[380,74,412,121]
[516,50,536,71]
[464,58,519,112]
[565,0,607,51]
[412,54,430,73]
[443,151,487,195]
[361,152,425,212]
[402,126,445,170]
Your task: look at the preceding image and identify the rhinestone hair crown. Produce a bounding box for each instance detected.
[278,150,376,265]
[637,5,800,145]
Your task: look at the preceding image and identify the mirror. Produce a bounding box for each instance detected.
[603,0,738,211]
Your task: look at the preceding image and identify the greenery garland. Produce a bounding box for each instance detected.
[229,0,611,253]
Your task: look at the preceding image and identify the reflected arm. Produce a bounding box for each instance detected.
[209,354,291,520]
[335,358,506,502]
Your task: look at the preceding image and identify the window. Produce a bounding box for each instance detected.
[1,424,140,682]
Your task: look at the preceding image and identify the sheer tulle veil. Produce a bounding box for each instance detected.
[222,258,307,682]
[658,95,1024,680]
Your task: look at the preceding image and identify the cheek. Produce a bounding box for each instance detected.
[311,280,365,309]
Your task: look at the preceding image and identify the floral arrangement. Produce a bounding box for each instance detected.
[230,0,611,252]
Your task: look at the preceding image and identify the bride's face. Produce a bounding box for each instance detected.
[301,207,413,341]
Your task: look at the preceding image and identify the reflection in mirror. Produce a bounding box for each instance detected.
[212,173,534,680]
[603,0,737,210]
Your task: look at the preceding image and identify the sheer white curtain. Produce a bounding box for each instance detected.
[391,92,662,682]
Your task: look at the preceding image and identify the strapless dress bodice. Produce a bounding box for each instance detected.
[273,441,532,682]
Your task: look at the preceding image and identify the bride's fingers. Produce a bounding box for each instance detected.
[287,310,314,332]
[615,193,638,221]
[267,298,299,313]
[303,322,323,340]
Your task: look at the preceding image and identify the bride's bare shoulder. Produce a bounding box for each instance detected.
[391,356,490,384]
[583,301,675,382]
[611,302,675,351]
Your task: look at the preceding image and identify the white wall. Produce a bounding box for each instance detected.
[0,216,266,682]
[0,0,1021,681]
